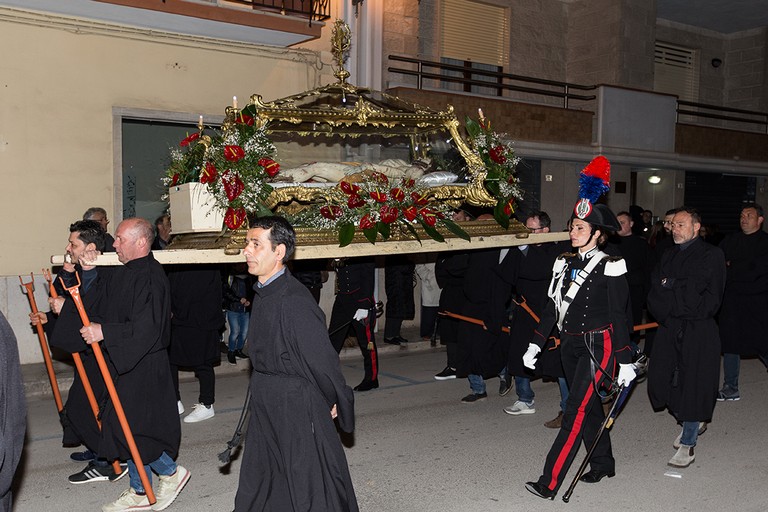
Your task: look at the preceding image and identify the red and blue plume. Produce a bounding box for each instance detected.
[578,156,611,203]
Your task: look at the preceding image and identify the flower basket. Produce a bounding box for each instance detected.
[168,182,225,234]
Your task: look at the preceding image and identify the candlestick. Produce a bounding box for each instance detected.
[198,115,204,131]
[233,96,238,110]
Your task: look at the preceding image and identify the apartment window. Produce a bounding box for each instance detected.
[439,0,509,94]
[654,41,699,102]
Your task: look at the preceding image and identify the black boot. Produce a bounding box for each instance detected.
[354,379,379,391]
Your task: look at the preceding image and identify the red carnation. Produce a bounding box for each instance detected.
[200,162,218,184]
[259,158,280,178]
[224,145,245,162]
[224,207,247,230]
[179,132,199,147]
[359,214,375,230]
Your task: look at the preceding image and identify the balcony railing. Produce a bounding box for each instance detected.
[677,100,768,134]
[228,0,331,24]
[388,55,597,109]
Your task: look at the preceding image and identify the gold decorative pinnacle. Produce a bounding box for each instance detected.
[331,19,351,83]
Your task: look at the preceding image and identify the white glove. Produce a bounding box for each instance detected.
[522,343,541,370]
[518,245,529,252]
[353,308,368,322]
[617,363,636,387]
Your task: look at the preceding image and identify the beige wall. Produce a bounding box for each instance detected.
[0,8,340,363]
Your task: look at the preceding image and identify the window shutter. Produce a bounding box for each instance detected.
[440,0,509,67]
[654,41,699,102]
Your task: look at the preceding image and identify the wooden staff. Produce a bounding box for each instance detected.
[61,275,156,505]
[44,269,122,476]
[19,273,63,412]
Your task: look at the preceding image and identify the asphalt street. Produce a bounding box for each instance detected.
[12,341,768,512]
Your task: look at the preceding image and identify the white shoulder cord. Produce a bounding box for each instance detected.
[548,251,607,330]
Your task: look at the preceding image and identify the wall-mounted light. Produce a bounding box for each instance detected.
[648,174,661,185]
[711,58,723,68]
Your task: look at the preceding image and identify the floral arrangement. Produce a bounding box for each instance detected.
[284,171,470,246]
[164,107,278,229]
[465,110,523,228]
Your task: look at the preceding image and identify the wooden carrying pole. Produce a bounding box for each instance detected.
[61,276,156,505]
[44,269,122,476]
[19,273,64,412]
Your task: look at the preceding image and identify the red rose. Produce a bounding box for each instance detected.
[410,191,429,206]
[200,162,218,184]
[420,208,437,227]
[347,194,365,209]
[224,207,247,230]
[369,190,387,203]
[236,113,255,126]
[380,205,399,224]
[222,170,245,201]
[504,199,515,216]
[340,181,361,195]
[359,214,374,230]
[179,132,199,147]
[320,205,342,220]
[389,187,405,202]
[489,145,507,164]
[258,158,280,178]
[224,145,245,162]
[403,205,418,221]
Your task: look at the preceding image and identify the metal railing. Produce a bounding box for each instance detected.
[227,0,331,24]
[677,100,768,133]
[388,55,597,108]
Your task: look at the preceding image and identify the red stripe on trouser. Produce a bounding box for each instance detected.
[547,331,613,490]
[366,316,377,380]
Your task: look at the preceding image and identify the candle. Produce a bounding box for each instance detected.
[233,96,238,110]
[198,115,204,131]
[478,108,485,119]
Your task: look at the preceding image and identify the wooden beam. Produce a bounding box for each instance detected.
[50,232,569,265]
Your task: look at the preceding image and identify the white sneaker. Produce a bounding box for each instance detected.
[102,488,151,512]
[503,400,536,416]
[151,466,190,511]
[177,401,184,415]
[183,403,214,423]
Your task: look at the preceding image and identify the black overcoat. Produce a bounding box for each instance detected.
[718,230,768,355]
[647,238,725,421]
[234,270,358,512]
[97,253,180,462]
[0,311,25,512]
[384,255,415,320]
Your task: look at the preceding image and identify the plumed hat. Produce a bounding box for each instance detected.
[570,156,620,232]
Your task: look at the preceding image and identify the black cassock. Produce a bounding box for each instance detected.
[0,310,25,512]
[235,270,357,512]
[718,230,768,356]
[96,253,180,463]
[647,237,725,422]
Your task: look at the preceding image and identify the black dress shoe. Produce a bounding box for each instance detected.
[579,468,615,483]
[354,379,379,391]
[525,481,555,500]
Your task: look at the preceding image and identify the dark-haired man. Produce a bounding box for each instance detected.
[647,207,725,469]
[234,216,358,512]
[717,203,768,401]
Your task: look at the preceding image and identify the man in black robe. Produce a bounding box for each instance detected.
[0,310,25,512]
[80,217,189,512]
[31,220,126,483]
[647,207,725,469]
[717,203,768,401]
[234,216,358,512]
